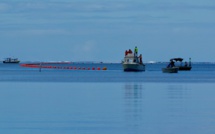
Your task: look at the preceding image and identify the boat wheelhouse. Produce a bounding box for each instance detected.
[3,58,20,63]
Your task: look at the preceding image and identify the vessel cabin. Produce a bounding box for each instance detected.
[124,53,141,64]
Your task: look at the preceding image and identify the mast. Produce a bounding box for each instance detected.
[189,58,191,67]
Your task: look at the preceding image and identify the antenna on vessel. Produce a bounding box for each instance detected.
[189,58,191,67]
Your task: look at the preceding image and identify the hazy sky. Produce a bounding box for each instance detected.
[0,0,215,62]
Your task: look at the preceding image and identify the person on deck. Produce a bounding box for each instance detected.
[125,50,128,56]
[128,49,132,54]
[185,62,188,67]
[134,46,138,57]
[167,60,175,68]
[139,54,142,64]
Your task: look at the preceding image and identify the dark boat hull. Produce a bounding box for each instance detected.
[162,67,179,73]
[3,61,20,64]
[123,64,145,72]
[178,66,192,71]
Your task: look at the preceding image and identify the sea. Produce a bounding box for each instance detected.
[0,62,215,134]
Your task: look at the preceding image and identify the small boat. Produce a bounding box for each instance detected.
[162,67,179,73]
[170,58,192,71]
[3,58,20,63]
[122,48,145,72]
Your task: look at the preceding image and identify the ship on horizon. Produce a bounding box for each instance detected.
[3,57,20,64]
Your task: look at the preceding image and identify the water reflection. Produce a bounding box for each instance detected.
[167,84,191,117]
[123,83,144,133]
[122,83,193,133]
[167,85,190,100]
[124,84,143,100]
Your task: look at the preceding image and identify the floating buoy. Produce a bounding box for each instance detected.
[20,64,107,71]
[102,67,107,70]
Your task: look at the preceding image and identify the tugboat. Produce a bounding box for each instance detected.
[3,58,20,63]
[122,47,145,71]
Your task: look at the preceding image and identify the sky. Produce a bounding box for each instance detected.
[0,0,215,62]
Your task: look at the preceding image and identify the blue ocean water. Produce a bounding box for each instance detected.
[0,62,215,134]
[0,62,215,82]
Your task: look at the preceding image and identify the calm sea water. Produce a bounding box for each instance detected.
[0,62,215,134]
